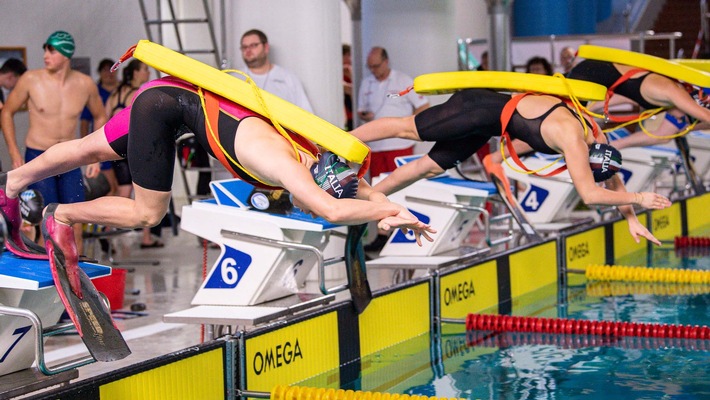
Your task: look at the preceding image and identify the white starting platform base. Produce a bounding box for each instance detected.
[685,131,710,181]
[656,130,710,185]
[617,145,678,195]
[178,179,344,312]
[164,294,334,328]
[608,126,695,197]
[501,154,593,230]
[0,253,111,380]
[379,175,495,257]
[366,156,510,271]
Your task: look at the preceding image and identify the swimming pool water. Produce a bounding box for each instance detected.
[300,246,710,400]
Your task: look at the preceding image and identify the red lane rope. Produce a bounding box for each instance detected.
[465,330,710,351]
[675,236,710,248]
[465,313,710,340]
[675,246,710,258]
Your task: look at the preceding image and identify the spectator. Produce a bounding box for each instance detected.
[356,46,430,253]
[80,58,118,137]
[1,31,106,256]
[525,56,553,75]
[237,29,314,113]
[343,44,353,131]
[0,58,27,111]
[81,59,120,200]
[559,47,576,75]
[0,58,27,171]
[357,46,430,178]
[477,51,489,71]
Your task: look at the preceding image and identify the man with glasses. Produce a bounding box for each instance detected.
[1,31,105,254]
[356,46,429,253]
[237,29,313,113]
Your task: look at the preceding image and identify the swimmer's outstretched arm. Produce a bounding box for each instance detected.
[274,158,435,245]
[560,137,669,245]
[603,175,663,245]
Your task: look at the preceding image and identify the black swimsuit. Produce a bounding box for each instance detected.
[109,87,138,186]
[568,59,657,110]
[414,88,583,170]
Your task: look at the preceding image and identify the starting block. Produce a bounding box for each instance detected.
[657,130,710,188]
[684,130,710,180]
[0,253,111,382]
[616,145,678,195]
[179,179,344,307]
[608,127,700,196]
[378,175,498,257]
[501,154,587,229]
[365,155,515,272]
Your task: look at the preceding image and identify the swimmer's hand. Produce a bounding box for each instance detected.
[377,216,435,246]
[636,192,671,210]
[85,162,101,179]
[628,218,661,246]
[378,206,436,246]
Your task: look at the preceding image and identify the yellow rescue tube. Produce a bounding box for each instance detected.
[413,71,607,101]
[131,40,369,164]
[672,59,710,77]
[578,44,710,88]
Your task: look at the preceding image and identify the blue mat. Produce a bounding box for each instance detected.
[0,251,111,289]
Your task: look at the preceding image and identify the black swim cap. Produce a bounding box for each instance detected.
[19,189,43,225]
[589,143,622,182]
[310,152,359,199]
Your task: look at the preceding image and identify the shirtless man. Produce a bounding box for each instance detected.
[1,31,106,253]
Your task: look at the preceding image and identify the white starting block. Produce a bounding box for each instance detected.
[501,154,586,228]
[685,130,710,180]
[364,155,515,272]
[378,175,498,257]
[178,179,344,308]
[657,130,710,184]
[0,254,111,379]
[608,127,690,196]
[617,146,678,194]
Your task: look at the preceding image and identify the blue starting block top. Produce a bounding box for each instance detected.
[428,176,498,196]
[207,179,340,230]
[0,252,110,291]
[395,154,499,196]
[690,130,710,140]
[646,145,680,155]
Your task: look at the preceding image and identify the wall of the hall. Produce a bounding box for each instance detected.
[0,0,488,205]
[0,1,146,175]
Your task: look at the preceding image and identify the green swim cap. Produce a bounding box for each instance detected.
[43,31,75,59]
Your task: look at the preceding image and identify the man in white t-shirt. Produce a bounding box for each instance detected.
[238,29,314,113]
[357,47,429,179]
[357,47,429,253]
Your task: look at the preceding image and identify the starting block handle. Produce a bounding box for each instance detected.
[219,229,349,296]
[0,305,95,376]
[404,195,514,248]
[542,175,574,185]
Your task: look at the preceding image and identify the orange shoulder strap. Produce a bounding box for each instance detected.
[604,68,649,123]
[203,90,240,178]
